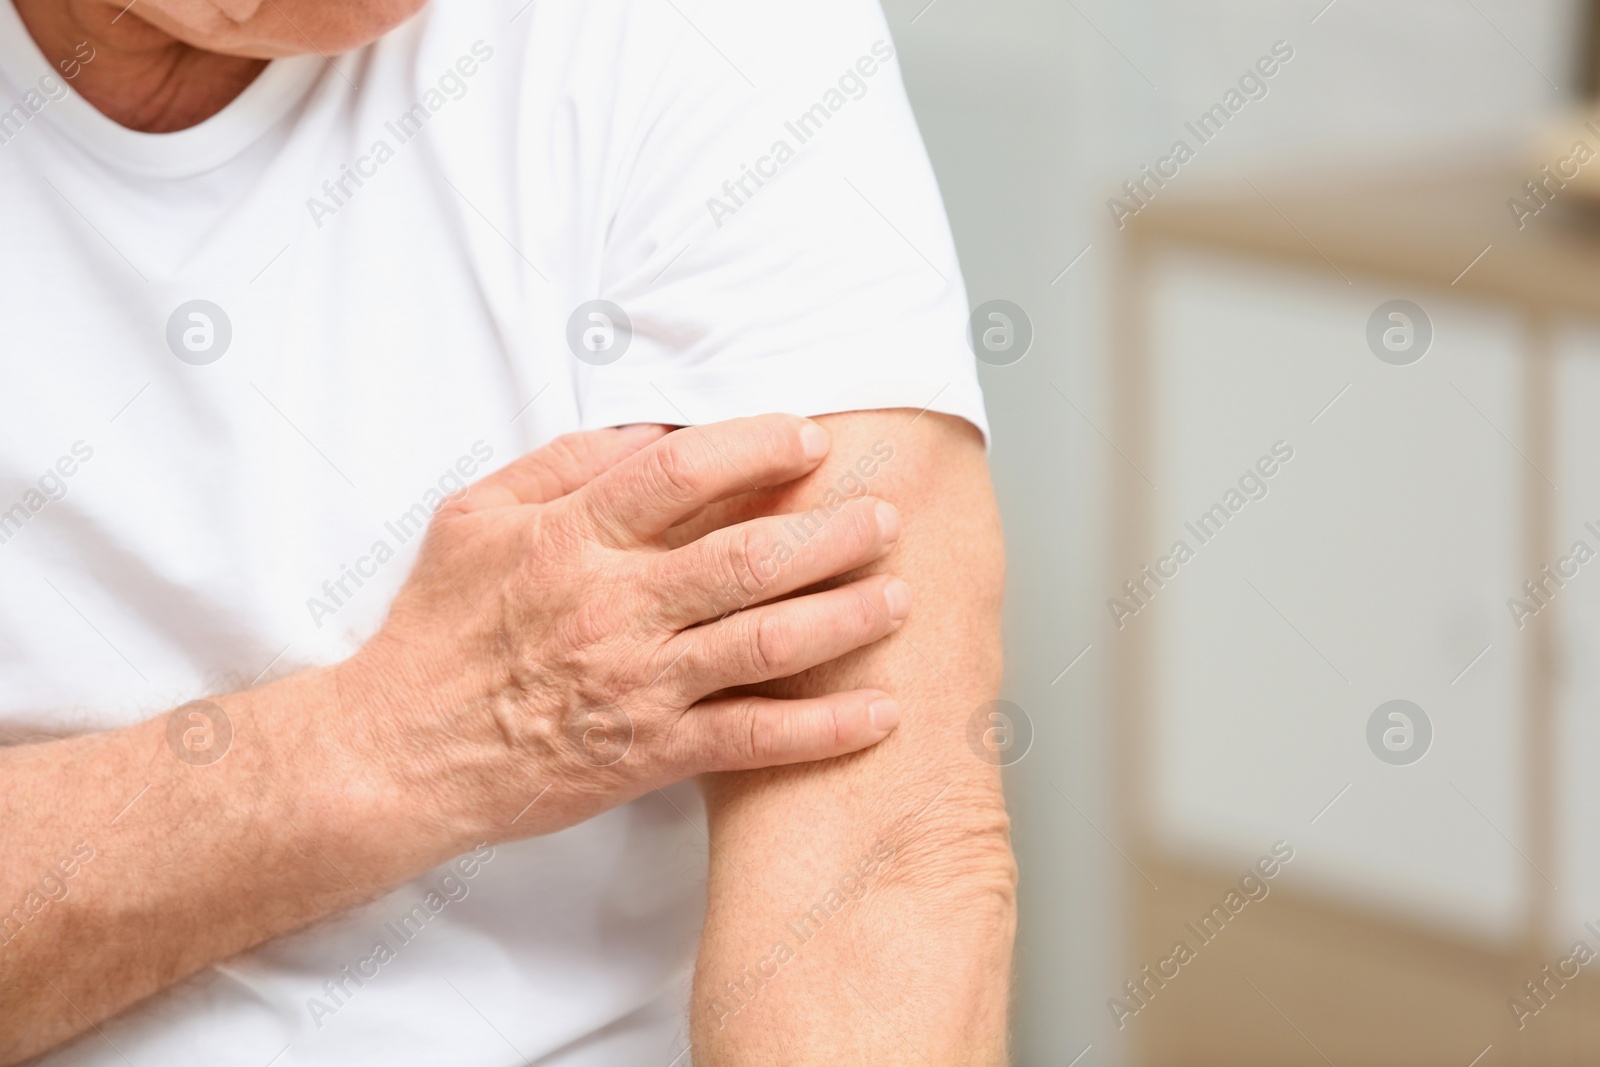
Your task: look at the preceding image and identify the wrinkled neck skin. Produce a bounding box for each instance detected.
[11,0,267,132]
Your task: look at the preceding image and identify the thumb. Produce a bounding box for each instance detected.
[460,424,672,511]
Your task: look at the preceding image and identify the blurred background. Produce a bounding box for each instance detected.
[887,0,1600,1063]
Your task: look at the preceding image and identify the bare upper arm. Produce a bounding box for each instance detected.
[679,407,1014,1059]
[671,405,1008,834]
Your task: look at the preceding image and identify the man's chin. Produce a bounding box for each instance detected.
[137,0,431,60]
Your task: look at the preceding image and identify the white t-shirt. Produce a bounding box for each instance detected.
[0,0,986,1062]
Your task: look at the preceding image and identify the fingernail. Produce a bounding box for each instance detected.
[869,698,901,731]
[884,578,911,620]
[800,422,829,461]
[873,499,901,543]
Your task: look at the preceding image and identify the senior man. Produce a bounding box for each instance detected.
[0,0,1013,1064]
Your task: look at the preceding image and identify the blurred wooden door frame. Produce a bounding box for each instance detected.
[1582,0,1600,100]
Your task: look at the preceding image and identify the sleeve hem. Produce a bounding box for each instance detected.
[578,372,990,449]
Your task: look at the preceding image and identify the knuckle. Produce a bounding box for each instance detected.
[533,434,588,490]
[746,612,789,677]
[649,637,693,693]
[722,530,771,603]
[544,432,585,466]
[850,587,886,634]
[728,530,760,584]
[662,718,702,776]
[844,499,879,554]
[825,698,846,749]
[556,486,624,546]
[428,495,469,525]
[649,439,705,503]
[417,502,472,554]
[764,417,803,463]
[743,704,771,763]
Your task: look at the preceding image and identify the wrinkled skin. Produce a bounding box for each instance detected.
[337,416,910,847]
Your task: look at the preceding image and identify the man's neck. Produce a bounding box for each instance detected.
[11,0,266,132]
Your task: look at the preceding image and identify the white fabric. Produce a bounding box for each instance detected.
[0,0,986,1063]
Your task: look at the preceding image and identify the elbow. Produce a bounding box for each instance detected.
[879,787,1018,926]
[865,793,1017,1048]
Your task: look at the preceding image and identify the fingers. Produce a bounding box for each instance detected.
[562,414,830,544]
[457,424,671,511]
[663,573,910,699]
[672,689,901,774]
[650,496,901,627]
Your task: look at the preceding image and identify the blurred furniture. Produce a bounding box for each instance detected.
[1113,164,1600,1066]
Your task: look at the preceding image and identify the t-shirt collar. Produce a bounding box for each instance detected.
[0,0,326,178]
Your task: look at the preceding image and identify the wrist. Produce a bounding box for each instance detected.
[249,662,460,880]
[328,638,504,862]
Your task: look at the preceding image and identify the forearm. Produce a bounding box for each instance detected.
[0,668,436,1064]
[694,700,1015,1062]
[690,412,1016,1064]
[0,416,924,1064]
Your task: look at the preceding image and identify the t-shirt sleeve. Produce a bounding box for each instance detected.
[569,0,988,442]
